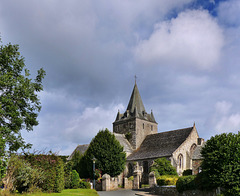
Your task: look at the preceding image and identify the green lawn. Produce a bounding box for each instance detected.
[2,189,99,196]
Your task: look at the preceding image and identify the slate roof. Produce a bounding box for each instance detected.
[127,127,194,161]
[67,144,89,160]
[114,83,157,123]
[192,142,205,160]
[113,133,133,155]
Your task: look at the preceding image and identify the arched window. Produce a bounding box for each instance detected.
[190,144,197,157]
[178,154,183,169]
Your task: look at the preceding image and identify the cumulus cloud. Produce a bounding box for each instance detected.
[134,9,224,70]
[210,101,240,133]
[22,90,125,155]
[218,0,240,26]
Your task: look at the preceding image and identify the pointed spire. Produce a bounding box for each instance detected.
[150,110,156,123]
[126,83,146,114]
[115,110,121,121]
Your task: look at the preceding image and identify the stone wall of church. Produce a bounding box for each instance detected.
[135,118,157,149]
[113,119,136,147]
[171,126,199,175]
[113,118,157,150]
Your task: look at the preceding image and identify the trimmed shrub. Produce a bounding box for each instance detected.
[157,175,178,186]
[128,176,133,181]
[150,158,178,177]
[182,169,192,176]
[79,179,91,189]
[176,175,196,193]
[71,170,80,189]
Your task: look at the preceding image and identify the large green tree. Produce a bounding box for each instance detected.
[200,132,240,195]
[84,129,126,177]
[0,41,45,152]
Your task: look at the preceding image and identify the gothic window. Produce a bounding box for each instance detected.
[151,125,153,131]
[178,154,183,169]
[143,123,144,129]
[190,144,197,157]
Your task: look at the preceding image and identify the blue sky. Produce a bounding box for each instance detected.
[1,0,240,155]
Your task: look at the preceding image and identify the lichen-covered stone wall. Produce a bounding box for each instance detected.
[152,186,219,196]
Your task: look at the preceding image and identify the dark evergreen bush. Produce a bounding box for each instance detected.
[176,175,196,193]
[182,169,192,176]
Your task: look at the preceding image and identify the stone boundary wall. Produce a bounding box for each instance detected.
[124,177,133,189]
[152,186,219,196]
[102,174,118,191]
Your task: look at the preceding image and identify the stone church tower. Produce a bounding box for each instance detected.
[113,82,158,150]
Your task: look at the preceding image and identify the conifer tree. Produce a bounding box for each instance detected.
[84,129,126,177]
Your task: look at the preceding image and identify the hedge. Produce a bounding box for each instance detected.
[23,153,65,193]
[176,175,196,193]
[157,175,179,186]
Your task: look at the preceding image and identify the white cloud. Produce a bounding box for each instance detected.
[134,9,224,70]
[211,101,240,133]
[22,90,125,155]
[215,114,240,133]
[218,0,240,26]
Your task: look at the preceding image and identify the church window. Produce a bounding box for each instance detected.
[151,125,153,131]
[190,143,197,157]
[143,123,144,129]
[178,154,183,169]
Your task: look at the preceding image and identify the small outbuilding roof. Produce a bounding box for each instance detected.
[192,143,205,160]
[114,133,133,155]
[67,144,89,160]
[127,127,194,161]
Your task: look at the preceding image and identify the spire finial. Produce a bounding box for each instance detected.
[134,75,137,84]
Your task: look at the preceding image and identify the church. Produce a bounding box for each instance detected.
[69,82,204,182]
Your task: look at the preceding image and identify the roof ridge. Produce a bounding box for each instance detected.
[154,126,193,135]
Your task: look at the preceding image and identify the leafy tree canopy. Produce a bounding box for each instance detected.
[0,41,45,152]
[150,157,178,177]
[84,129,126,177]
[200,132,240,195]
